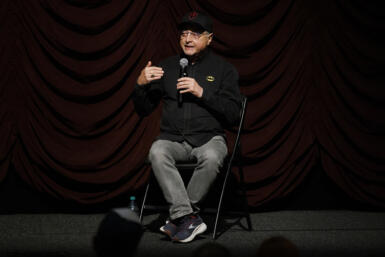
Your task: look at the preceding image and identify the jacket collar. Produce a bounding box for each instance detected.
[180,48,210,65]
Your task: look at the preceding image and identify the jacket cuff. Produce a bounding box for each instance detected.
[200,89,213,104]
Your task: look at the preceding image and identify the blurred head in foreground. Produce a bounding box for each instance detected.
[94,208,143,257]
[256,236,299,257]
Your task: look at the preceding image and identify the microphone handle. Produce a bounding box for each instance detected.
[178,68,188,106]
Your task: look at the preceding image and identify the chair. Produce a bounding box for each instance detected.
[139,95,252,239]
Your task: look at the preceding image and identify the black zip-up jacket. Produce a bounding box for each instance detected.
[133,50,242,147]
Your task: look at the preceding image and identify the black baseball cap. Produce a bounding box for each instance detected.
[178,11,213,33]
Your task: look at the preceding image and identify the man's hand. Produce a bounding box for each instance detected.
[176,77,203,98]
[137,61,164,85]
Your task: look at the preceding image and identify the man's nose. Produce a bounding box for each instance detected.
[185,33,193,42]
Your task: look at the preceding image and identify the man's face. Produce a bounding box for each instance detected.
[179,29,212,57]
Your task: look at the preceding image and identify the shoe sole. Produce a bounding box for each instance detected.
[173,222,207,243]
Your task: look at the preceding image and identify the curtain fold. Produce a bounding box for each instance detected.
[313,0,385,207]
[0,0,18,182]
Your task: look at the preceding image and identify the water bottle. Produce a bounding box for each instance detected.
[129,196,140,215]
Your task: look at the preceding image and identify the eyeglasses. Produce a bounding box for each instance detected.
[180,31,210,40]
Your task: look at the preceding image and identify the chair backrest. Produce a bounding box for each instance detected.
[229,95,247,164]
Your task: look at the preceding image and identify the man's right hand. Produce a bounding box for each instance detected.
[137,61,164,85]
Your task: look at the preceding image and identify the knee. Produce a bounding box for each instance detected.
[148,141,171,165]
[200,149,224,171]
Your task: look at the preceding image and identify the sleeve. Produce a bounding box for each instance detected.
[132,81,163,117]
[200,62,242,126]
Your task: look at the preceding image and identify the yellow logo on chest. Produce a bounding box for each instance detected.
[206,75,215,82]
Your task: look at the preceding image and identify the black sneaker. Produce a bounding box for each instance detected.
[160,220,178,238]
[172,215,207,243]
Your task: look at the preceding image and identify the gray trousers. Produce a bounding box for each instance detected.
[148,136,228,220]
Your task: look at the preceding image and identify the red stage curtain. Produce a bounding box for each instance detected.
[0,0,384,208]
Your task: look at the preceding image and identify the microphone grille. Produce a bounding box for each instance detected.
[179,58,188,68]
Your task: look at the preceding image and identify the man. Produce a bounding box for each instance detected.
[133,11,242,243]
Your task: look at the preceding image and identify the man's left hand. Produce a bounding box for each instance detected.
[176,77,203,98]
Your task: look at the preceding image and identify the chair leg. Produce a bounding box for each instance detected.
[212,164,232,239]
[139,182,150,223]
[238,165,252,230]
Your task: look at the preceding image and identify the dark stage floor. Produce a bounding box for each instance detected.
[1,210,384,257]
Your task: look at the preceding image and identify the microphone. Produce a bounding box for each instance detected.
[178,58,188,106]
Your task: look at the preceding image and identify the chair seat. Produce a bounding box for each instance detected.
[174,159,198,170]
